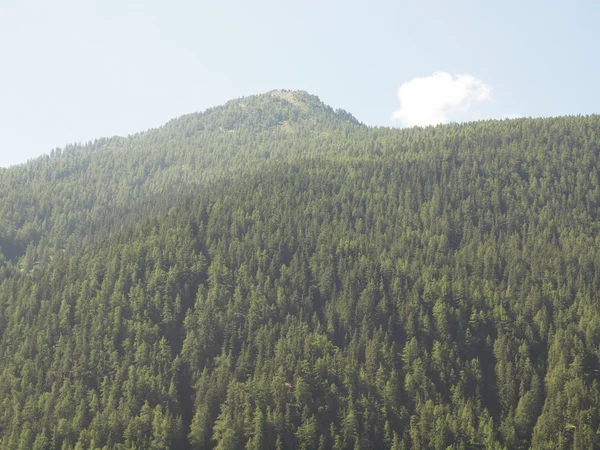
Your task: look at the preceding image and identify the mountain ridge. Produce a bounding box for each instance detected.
[11,89,599,171]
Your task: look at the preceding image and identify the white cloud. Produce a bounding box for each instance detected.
[392,72,492,127]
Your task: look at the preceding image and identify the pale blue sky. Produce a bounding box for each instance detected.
[0,0,598,167]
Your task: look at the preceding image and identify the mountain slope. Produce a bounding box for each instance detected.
[0,90,360,274]
[1,94,600,449]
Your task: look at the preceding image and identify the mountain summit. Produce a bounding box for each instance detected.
[180,89,360,134]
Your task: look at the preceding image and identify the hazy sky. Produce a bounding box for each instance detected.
[0,0,598,167]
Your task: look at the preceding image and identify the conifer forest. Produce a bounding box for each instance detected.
[1,91,600,449]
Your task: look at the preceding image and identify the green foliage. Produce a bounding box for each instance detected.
[1,91,600,449]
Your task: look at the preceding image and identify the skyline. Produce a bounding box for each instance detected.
[1,0,599,167]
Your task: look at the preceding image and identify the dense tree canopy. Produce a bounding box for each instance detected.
[1,91,600,449]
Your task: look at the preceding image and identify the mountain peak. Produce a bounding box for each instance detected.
[268,89,317,107]
[267,89,361,125]
[189,89,360,133]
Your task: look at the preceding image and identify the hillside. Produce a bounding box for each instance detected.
[1,92,600,449]
[0,90,360,275]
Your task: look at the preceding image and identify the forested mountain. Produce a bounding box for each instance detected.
[1,91,600,449]
[0,90,359,275]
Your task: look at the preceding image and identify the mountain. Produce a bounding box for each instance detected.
[0,90,359,272]
[1,92,600,449]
